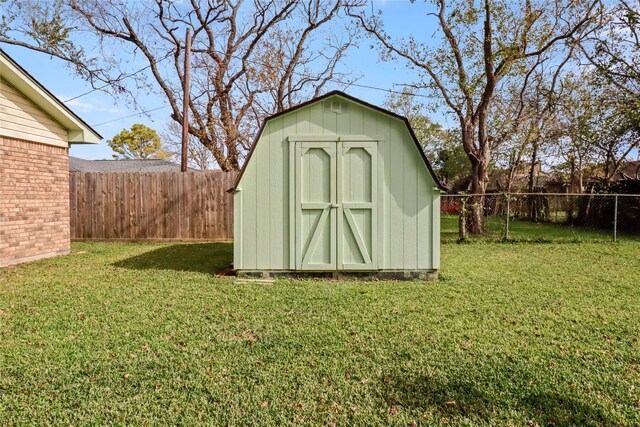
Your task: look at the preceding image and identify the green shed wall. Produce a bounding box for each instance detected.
[233,95,440,271]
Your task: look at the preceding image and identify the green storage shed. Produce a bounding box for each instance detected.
[229,91,444,279]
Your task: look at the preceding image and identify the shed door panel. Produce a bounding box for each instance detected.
[295,142,337,270]
[339,141,377,270]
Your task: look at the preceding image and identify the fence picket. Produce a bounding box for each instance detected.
[69,171,236,241]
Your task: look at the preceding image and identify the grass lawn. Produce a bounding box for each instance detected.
[1,241,639,426]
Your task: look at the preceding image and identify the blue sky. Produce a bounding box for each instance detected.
[1,1,444,161]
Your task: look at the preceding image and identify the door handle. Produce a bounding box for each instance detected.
[330,203,339,208]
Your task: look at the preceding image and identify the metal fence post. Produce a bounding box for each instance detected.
[613,194,618,242]
[504,192,510,240]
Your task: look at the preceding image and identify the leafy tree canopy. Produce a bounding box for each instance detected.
[384,89,469,189]
[107,124,168,160]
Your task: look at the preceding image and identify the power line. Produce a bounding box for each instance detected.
[91,105,169,127]
[344,81,438,99]
[87,47,443,128]
[64,82,112,103]
[200,50,442,100]
[65,45,440,104]
[62,53,175,103]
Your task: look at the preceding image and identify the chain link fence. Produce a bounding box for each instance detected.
[441,193,640,243]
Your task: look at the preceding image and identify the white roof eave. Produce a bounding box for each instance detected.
[0,50,102,144]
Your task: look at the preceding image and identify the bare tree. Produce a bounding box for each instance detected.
[348,0,599,233]
[0,0,136,94]
[253,0,357,113]
[161,121,215,171]
[0,0,353,171]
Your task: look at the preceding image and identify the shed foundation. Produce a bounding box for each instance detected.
[236,270,438,281]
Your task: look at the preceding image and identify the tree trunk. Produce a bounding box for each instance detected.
[469,155,489,234]
[460,120,488,234]
[458,196,468,241]
[527,139,539,220]
[527,141,538,193]
[567,157,576,223]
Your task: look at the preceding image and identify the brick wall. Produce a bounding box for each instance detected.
[0,137,70,267]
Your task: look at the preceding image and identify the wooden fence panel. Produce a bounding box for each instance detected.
[69,171,237,241]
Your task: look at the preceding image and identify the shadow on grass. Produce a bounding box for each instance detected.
[379,371,614,426]
[113,242,233,275]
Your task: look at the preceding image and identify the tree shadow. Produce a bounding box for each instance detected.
[112,242,233,275]
[377,368,616,426]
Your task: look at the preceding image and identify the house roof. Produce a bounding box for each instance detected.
[70,157,191,172]
[0,48,101,144]
[620,160,640,180]
[228,90,446,192]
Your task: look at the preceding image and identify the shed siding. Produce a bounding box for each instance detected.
[236,96,438,271]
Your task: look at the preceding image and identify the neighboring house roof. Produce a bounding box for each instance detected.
[228,90,446,192]
[620,160,640,180]
[70,157,192,172]
[0,48,101,145]
[488,162,550,191]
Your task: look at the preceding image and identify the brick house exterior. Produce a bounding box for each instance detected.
[0,138,71,265]
[0,49,100,267]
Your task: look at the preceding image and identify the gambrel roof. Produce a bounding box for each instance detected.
[229,90,445,192]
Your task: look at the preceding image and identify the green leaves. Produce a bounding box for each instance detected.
[107,123,169,160]
[1,0,72,52]
[383,89,469,187]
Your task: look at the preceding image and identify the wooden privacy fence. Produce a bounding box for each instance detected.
[70,171,237,241]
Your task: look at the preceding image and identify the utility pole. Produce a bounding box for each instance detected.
[181,28,192,173]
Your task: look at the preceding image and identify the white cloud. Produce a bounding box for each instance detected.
[65,98,120,114]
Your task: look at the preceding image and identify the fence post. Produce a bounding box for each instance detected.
[613,194,618,242]
[504,192,510,240]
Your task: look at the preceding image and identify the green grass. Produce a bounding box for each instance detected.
[440,214,629,243]
[1,241,639,426]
